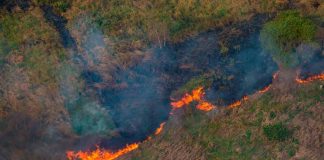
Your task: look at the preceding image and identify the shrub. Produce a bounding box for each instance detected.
[269,111,276,119]
[260,10,316,67]
[263,123,292,141]
[245,129,252,141]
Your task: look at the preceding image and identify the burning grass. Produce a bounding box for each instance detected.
[154,122,166,135]
[171,87,215,111]
[228,96,249,109]
[258,85,271,93]
[259,71,279,94]
[296,73,324,84]
[66,144,139,160]
[66,87,214,160]
[66,119,168,160]
[130,79,324,160]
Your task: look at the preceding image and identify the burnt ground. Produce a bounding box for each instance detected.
[76,14,279,151]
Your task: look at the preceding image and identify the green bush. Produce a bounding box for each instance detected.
[245,129,252,141]
[263,123,292,141]
[269,111,276,119]
[260,10,316,67]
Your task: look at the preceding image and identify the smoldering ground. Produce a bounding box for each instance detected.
[62,14,280,152]
[64,14,324,153]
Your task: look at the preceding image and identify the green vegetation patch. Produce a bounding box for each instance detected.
[0,10,66,84]
[263,123,292,141]
[260,10,316,67]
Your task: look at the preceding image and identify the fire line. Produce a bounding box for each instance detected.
[228,96,248,109]
[259,85,271,93]
[67,71,282,160]
[296,73,324,84]
[170,87,215,111]
[66,144,139,160]
[66,121,167,160]
[154,122,166,135]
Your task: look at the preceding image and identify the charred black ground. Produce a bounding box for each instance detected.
[75,15,280,151]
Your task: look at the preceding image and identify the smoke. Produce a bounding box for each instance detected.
[59,13,324,154]
[297,43,324,79]
[57,15,173,151]
[2,6,322,159]
[59,14,282,153]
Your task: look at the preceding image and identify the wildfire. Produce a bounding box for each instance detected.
[228,96,248,109]
[66,143,139,160]
[196,101,214,111]
[67,72,284,160]
[170,87,203,108]
[258,71,279,94]
[67,120,167,160]
[258,85,271,93]
[170,87,215,111]
[296,73,324,84]
[154,122,166,135]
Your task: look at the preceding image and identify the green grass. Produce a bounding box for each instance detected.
[0,11,67,84]
[263,123,292,141]
[260,10,316,67]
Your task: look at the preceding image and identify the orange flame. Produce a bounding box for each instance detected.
[296,73,324,84]
[258,71,279,94]
[154,122,166,135]
[66,143,139,160]
[196,101,214,111]
[228,96,248,109]
[170,87,214,111]
[67,120,167,160]
[258,85,271,93]
[170,87,204,108]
